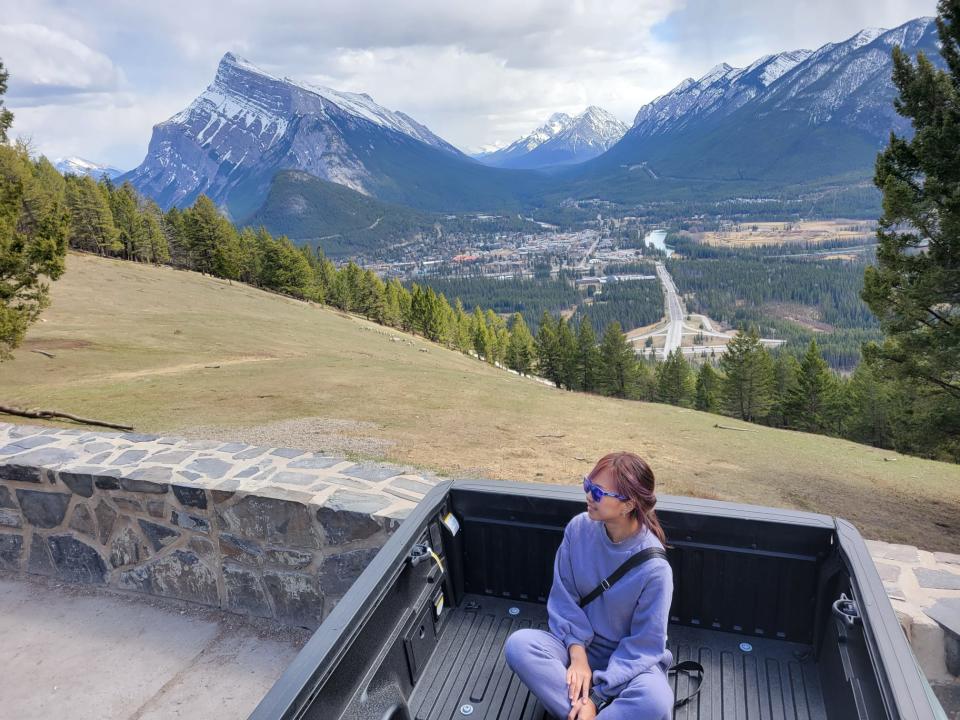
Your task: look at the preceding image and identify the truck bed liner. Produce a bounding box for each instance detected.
[408,595,827,720]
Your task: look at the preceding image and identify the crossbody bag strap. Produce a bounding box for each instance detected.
[669,660,705,708]
[577,546,667,609]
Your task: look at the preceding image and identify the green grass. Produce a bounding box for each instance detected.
[3,253,959,551]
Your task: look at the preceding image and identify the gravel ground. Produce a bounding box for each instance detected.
[173,416,396,457]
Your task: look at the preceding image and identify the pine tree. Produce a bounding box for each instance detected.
[694,362,721,412]
[574,317,600,393]
[786,340,834,432]
[141,201,170,264]
[64,175,120,255]
[506,313,536,375]
[184,195,230,275]
[656,348,694,406]
[0,61,13,142]
[556,318,578,389]
[719,327,775,422]
[536,312,561,385]
[863,0,960,401]
[0,143,68,358]
[472,306,493,361]
[598,322,637,398]
[769,352,800,427]
[110,182,146,261]
[847,364,893,447]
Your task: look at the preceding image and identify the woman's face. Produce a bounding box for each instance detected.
[585,467,631,521]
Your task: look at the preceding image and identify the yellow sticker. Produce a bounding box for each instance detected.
[442,512,460,536]
[434,594,445,617]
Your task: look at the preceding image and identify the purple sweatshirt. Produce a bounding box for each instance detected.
[546,511,673,701]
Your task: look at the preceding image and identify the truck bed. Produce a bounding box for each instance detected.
[408,595,827,720]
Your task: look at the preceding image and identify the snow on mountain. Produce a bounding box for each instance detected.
[480,107,627,169]
[54,157,123,180]
[123,52,464,215]
[628,17,936,141]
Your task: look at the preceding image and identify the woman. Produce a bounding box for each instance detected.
[504,452,674,720]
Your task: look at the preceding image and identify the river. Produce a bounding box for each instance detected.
[643,229,674,257]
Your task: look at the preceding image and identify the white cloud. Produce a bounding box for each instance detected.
[1,0,938,167]
[0,24,125,103]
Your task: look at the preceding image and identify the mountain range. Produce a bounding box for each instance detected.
[477,107,628,169]
[121,16,939,243]
[55,157,123,180]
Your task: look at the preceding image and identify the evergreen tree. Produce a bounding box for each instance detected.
[769,352,801,427]
[598,322,637,398]
[556,318,578,389]
[472,306,493,361]
[863,0,960,402]
[694,362,721,413]
[0,61,13,142]
[574,317,600,393]
[847,364,893,447]
[183,195,230,275]
[786,340,834,432]
[110,182,146,261]
[719,327,775,422]
[64,175,120,255]
[0,142,68,358]
[506,313,536,375]
[536,312,561,385]
[656,348,694,406]
[141,201,170,264]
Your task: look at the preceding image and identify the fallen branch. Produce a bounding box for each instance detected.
[536,434,566,438]
[30,350,55,359]
[204,365,221,369]
[714,423,756,432]
[0,404,134,431]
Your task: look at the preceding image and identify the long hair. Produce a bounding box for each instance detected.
[588,452,666,545]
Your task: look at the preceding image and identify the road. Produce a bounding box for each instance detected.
[655,262,685,355]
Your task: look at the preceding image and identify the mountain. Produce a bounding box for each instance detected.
[122,53,544,219]
[54,157,123,180]
[479,107,628,169]
[563,17,939,200]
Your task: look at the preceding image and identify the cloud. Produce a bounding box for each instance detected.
[0,24,125,104]
[2,0,938,167]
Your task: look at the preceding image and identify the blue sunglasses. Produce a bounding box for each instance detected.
[583,475,628,503]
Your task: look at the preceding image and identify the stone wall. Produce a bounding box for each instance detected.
[0,423,441,629]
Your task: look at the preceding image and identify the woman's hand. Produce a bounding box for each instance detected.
[567,698,597,720]
[565,644,592,708]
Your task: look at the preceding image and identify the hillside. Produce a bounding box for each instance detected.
[2,253,958,551]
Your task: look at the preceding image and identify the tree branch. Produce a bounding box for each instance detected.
[0,404,134,431]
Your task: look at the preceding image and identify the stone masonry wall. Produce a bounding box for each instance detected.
[0,422,441,630]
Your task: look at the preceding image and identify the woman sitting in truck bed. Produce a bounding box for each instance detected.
[504,452,674,720]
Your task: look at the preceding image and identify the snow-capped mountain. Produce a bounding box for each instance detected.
[480,107,628,169]
[54,157,123,180]
[584,16,938,186]
[122,53,476,216]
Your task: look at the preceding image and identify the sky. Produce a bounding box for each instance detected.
[0,0,937,170]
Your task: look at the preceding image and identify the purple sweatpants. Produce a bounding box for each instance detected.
[504,628,673,720]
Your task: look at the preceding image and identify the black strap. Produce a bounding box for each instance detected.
[669,660,705,708]
[577,546,667,608]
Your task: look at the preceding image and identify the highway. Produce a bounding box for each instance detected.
[656,262,685,355]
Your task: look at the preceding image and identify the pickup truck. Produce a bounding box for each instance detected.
[250,479,948,720]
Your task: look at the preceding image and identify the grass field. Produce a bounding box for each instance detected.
[690,219,874,247]
[3,253,959,551]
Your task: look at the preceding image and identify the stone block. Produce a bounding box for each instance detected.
[934,552,960,566]
[866,539,919,563]
[94,476,121,490]
[287,456,340,470]
[1,436,57,451]
[0,485,15,508]
[233,447,269,460]
[0,465,41,483]
[28,532,54,575]
[217,443,248,453]
[270,448,305,459]
[319,547,380,598]
[7,447,78,466]
[343,464,403,482]
[95,500,117,544]
[264,571,324,629]
[146,501,166,518]
[911,615,953,682]
[113,497,143,513]
[0,508,22,528]
[188,536,215,559]
[210,490,234,505]
[119,433,157,443]
[264,548,314,570]
[121,471,171,492]
[110,449,148,466]
[915,568,960,590]
[47,534,107,584]
[184,458,231,479]
[216,495,320,549]
[0,533,23,569]
[316,504,385,546]
[58,471,94,497]
[110,526,150,568]
[874,562,901,584]
[389,477,433,494]
[270,471,317,486]
[82,442,114,454]
[15,490,71,528]
[223,561,273,618]
[171,509,209,533]
[137,519,180,551]
[68,505,96,540]
[118,550,218,605]
[219,533,263,565]
[148,450,194,464]
[172,485,207,510]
